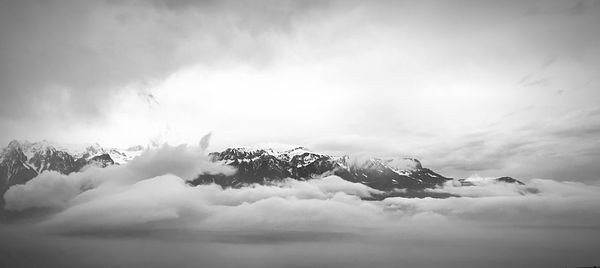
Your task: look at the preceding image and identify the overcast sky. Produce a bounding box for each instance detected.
[1,0,599,182]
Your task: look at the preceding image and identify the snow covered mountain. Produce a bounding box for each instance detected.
[0,140,144,201]
[1,141,525,205]
[192,147,454,198]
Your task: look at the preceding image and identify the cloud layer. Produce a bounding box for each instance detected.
[2,141,600,267]
[4,141,599,235]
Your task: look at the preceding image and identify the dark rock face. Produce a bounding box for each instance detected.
[456,176,526,187]
[0,141,38,195]
[27,147,78,174]
[495,176,525,185]
[88,154,115,168]
[193,147,453,194]
[335,159,449,191]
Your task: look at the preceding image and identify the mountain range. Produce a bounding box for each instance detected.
[0,141,525,206]
[0,140,143,204]
[192,147,456,198]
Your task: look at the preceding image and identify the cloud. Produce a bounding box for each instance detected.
[404,176,600,227]
[199,132,212,151]
[417,106,600,182]
[5,172,383,233]
[0,0,333,143]
[2,171,81,211]
[25,174,385,233]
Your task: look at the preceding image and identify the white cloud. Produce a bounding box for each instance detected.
[3,171,80,211]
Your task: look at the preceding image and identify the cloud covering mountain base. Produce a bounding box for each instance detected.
[1,141,599,268]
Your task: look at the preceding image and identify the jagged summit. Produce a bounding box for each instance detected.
[285,146,315,154]
[194,147,451,195]
[1,142,527,204]
[194,147,526,199]
[0,140,143,203]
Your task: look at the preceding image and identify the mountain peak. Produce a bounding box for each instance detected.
[1,140,145,196]
[288,146,310,151]
[6,140,23,150]
[285,147,323,157]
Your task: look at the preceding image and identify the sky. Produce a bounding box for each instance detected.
[1,0,600,182]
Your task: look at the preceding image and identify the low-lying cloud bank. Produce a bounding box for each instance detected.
[3,141,600,236]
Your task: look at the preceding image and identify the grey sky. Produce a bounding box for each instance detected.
[1,0,599,182]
